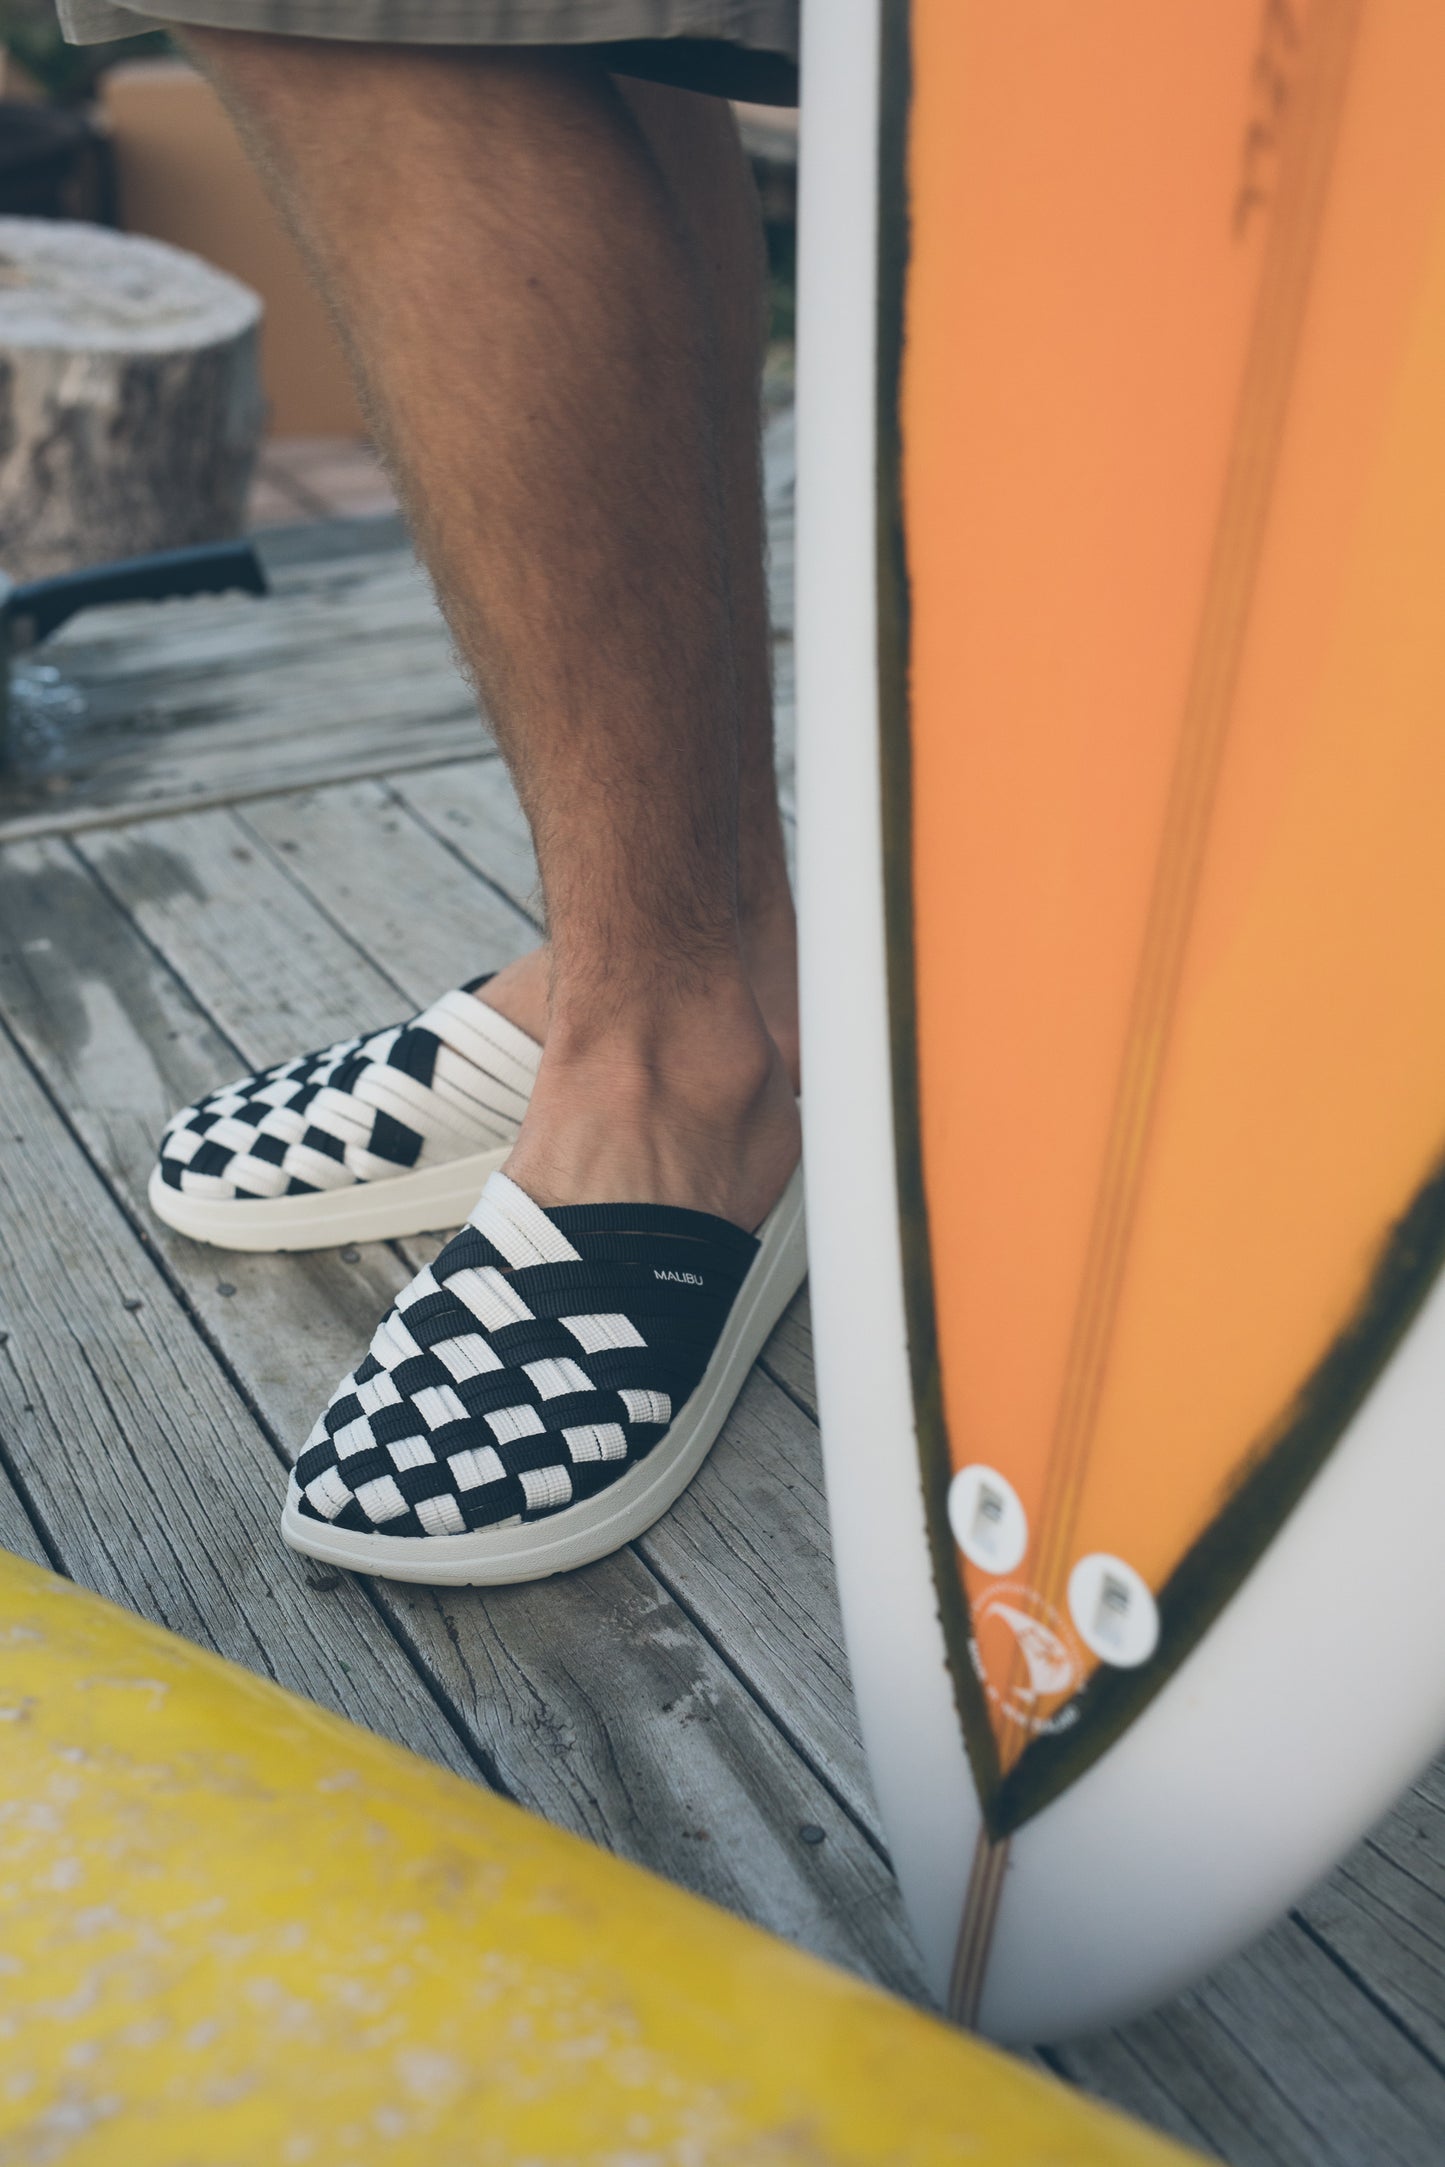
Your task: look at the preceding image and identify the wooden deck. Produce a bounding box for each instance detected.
[1,405,1442,2167]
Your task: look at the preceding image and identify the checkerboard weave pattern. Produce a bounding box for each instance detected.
[294,1172,759,1539]
[156,983,540,1204]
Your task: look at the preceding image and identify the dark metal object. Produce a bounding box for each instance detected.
[0,538,268,767]
[0,100,115,224]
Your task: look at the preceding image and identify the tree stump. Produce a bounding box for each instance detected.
[0,217,264,580]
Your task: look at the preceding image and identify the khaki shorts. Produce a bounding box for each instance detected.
[56,0,800,104]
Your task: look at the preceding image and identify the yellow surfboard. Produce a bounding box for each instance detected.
[0,1549,1198,2164]
[798,0,1445,2040]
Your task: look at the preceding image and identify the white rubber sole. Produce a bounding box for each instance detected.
[147,1148,513,1253]
[280,1163,808,1585]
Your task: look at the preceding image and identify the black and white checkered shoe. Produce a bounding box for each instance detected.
[148,980,540,1252]
[280,1161,806,1584]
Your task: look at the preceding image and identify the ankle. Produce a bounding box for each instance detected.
[477,920,800,1094]
[545,970,778,1102]
[506,974,798,1224]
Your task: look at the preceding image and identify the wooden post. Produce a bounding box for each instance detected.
[0,216,264,581]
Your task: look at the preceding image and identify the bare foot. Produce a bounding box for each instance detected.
[501,976,800,1231]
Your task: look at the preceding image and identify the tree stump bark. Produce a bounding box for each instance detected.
[0,216,264,580]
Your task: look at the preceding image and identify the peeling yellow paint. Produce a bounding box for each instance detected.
[0,1552,1200,2165]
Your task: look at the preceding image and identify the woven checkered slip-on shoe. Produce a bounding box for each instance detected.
[148,982,541,1253]
[281,1160,807,1585]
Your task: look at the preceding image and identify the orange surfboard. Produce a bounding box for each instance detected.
[798,0,1445,2040]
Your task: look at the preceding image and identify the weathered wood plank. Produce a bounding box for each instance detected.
[760,1284,817,1419]
[0,545,489,845]
[1040,2038,1224,2166]
[241,779,537,992]
[0,1020,56,1572]
[386,759,541,924]
[1055,1919,1445,2167]
[257,509,408,569]
[0,1454,53,1573]
[1293,1787,1445,2070]
[80,807,414,1064]
[2,816,924,1992]
[637,1365,879,1837]
[0,1007,477,1781]
[375,1561,916,1988]
[0,833,424,1454]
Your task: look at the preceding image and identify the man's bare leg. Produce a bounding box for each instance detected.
[482,73,798,1088]
[184,33,797,1229]
[623,75,798,1090]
